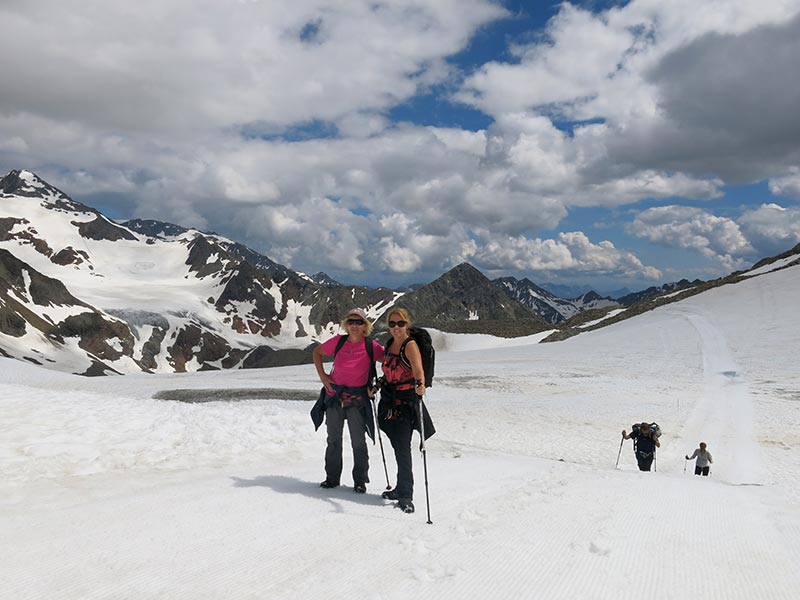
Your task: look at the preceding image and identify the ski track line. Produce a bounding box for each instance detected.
[667,305,764,485]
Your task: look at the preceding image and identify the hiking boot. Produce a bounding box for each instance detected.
[353,483,367,494]
[381,488,399,500]
[319,480,339,489]
[398,498,415,514]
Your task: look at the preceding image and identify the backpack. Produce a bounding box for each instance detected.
[631,422,662,436]
[333,335,377,388]
[631,422,662,449]
[392,327,435,387]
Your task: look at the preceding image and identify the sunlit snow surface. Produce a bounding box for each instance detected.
[1,265,799,599]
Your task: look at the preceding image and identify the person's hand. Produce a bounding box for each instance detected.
[621,429,626,437]
[415,381,426,396]
[685,455,690,460]
[320,373,333,393]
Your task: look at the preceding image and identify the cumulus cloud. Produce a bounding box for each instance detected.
[0,0,505,133]
[738,204,800,255]
[2,0,799,287]
[629,205,755,271]
[469,230,662,279]
[459,1,800,187]
[769,169,800,200]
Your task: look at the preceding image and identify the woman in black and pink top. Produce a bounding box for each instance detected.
[377,308,432,514]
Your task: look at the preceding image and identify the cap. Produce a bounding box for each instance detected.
[344,308,368,321]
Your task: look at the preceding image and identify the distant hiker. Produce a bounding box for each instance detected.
[312,308,384,493]
[622,421,661,471]
[377,308,435,514]
[686,442,713,476]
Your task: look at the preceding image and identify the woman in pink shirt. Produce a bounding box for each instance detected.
[313,308,385,493]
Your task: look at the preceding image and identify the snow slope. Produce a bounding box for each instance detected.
[1,265,799,599]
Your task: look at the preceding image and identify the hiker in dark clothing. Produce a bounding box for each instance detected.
[376,308,433,514]
[622,422,660,471]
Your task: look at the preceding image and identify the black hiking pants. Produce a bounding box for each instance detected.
[695,466,710,476]
[385,417,414,500]
[636,451,654,472]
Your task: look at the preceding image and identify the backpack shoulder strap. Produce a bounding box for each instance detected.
[364,337,376,387]
[333,334,348,358]
[398,336,415,369]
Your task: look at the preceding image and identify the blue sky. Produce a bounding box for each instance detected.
[1,0,800,294]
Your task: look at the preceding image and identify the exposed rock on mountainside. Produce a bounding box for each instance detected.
[381,263,550,336]
[494,277,619,324]
[0,170,402,374]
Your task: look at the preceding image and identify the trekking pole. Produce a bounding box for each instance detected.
[370,397,391,490]
[684,458,687,474]
[418,396,433,525]
[615,434,624,469]
[654,447,657,472]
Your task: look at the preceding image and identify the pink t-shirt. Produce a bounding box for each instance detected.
[321,335,385,388]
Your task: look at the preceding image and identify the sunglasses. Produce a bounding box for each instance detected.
[346,319,365,325]
[388,320,407,328]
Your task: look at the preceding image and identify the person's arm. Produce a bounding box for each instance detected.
[403,340,426,396]
[708,452,713,464]
[622,429,631,439]
[687,449,698,460]
[654,433,660,448]
[313,344,333,393]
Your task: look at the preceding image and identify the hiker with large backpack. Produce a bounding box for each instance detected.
[311,308,384,494]
[376,308,435,514]
[622,421,661,471]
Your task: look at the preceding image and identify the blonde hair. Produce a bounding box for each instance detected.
[386,307,412,328]
[340,313,373,336]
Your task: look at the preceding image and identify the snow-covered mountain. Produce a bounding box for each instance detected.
[0,170,399,375]
[494,276,619,324]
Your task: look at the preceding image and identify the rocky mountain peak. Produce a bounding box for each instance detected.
[1,170,69,201]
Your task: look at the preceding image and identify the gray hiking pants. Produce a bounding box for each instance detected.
[325,402,369,486]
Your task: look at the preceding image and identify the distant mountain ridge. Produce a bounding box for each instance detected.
[493,277,619,324]
[2,169,797,375]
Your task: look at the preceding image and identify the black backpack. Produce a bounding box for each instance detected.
[394,327,435,387]
[333,335,377,388]
[631,422,662,449]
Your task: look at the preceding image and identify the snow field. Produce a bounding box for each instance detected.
[1,264,799,599]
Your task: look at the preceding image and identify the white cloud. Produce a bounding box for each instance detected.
[738,204,800,255]
[769,169,800,200]
[470,230,662,279]
[628,205,755,271]
[458,1,800,185]
[0,0,505,133]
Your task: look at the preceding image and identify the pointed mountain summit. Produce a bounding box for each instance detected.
[385,262,550,336]
[1,169,69,200]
